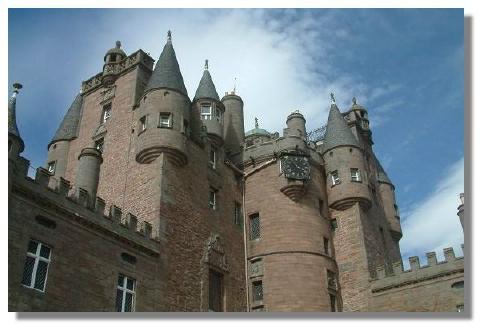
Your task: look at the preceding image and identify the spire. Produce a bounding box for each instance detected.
[8,83,24,152]
[322,95,359,153]
[194,59,219,101]
[49,93,83,148]
[145,30,188,97]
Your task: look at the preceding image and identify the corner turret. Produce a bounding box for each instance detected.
[102,41,127,86]
[322,93,371,210]
[8,83,24,159]
[222,88,244,158]
[134,31,190,166]
[192,60,224,146]
[75,147,103,205]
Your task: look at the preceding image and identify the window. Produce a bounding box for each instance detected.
[116,274,136,312]
[110,54,117,62]
[457,304,464,312]
[249,213,261,240]
[209,146,216,169]
[330,219,338,231]
[95,138,104,153]
[329,294,337,312]
[139,116,147,132]
[252,280,263,302]
[234,202,242,226]
[209,188,217,210]
[350,168,361,182]
[327,270,337,290]
[249,259,263,277]
[331,170,340,186]
[208,269,223,312]
[159,113,171,128]
[47,161,56,174]
[324,237,330,255]
[201,103,212,120]
[21,240,51,292]
[214,106,223,123]
[102,103,112,123]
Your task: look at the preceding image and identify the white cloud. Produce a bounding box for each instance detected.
[399,157,464,266]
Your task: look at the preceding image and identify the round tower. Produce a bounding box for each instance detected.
[192,60,224,146]
[8,83,24,160]
[134,31,190,166]
[322,95,371,211]
[376,161,402,243]
[75,147,103,199]
[286,110,306,138]
[46,93,83,179]
[222,90,244,155]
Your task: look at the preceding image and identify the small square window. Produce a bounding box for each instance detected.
[209,146,216,169]
[21,240,51,292]
[116,274,136,312]
[350,168,361,182]
[249,213,261,240]
[47,161,56,174]
[95,138,104,153]
[209,188,217,210]
[331,170,340,186]
[159,113,171,128]
[102,103,112,123]
[252,280,263,302]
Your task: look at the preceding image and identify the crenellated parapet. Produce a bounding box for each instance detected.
[81,50,154,94]
[11,166,160,256]
[371,246,464,293]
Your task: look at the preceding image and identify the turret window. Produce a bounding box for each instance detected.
[159,113,171,128]
[47,161,56,174]
[331,170,340,186]
[139,116,147,133]
[249,213,261,240]
[350,168,361,182]
[101,103,112,123]
[201,103,212,120]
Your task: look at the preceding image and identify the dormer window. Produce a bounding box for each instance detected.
[331,170,340,186]
[159,113,171,128]
[102,103,112,123]
[201,103,212,120]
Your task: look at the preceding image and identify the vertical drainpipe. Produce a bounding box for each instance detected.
[242,173,250,311]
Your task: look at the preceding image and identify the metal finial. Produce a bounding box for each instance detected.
[352,97,357,105]
[330,92,336,104]
[204,59,209,70]
[167,30,172,41]
[115,41,121,48]
[12,82,23,97]
[255,117,259,128]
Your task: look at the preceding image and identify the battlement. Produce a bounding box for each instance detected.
[371,246,464,293]
[11,166,160,256]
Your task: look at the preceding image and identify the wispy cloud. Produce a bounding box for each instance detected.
[399,157,464,266]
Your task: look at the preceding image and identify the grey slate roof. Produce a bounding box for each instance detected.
[49,93,83,147]
[194,69,219,101]
[144,39,188,97]
[375,157,393,185]
[8,94,24,152]
[322,104,359,153]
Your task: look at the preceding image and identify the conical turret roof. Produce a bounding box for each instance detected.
[375,156,393,185]
[194,60,219,101]
[144,31,188,97]
[49,93,83,147]
[322,102,359,153]
[8,84,24,152]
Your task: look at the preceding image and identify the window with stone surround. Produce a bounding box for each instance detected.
[350,168,361,182]
[331,170,340,186]
[201,103,212,120]
[249,259,263,277]
[116,274,136,312]
[324,237,330,255]
[209,187,217,210]
[252,280,263,302]
[249,213,261,240]
[21,240,51,292]
[47,161,56,174]
[159,113,171,128]
[208,269,224,312]
[101,103,112,123]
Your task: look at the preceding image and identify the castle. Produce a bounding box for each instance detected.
[8,32,465,312]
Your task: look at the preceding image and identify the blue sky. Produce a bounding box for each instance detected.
[8,8,464,265]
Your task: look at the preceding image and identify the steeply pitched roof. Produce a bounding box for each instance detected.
[8,92,24,152]
[194,63,219,101]
[375,156,393,185]
[144,33,188,97]
[49,93,83,147]
[322,103,359,153]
